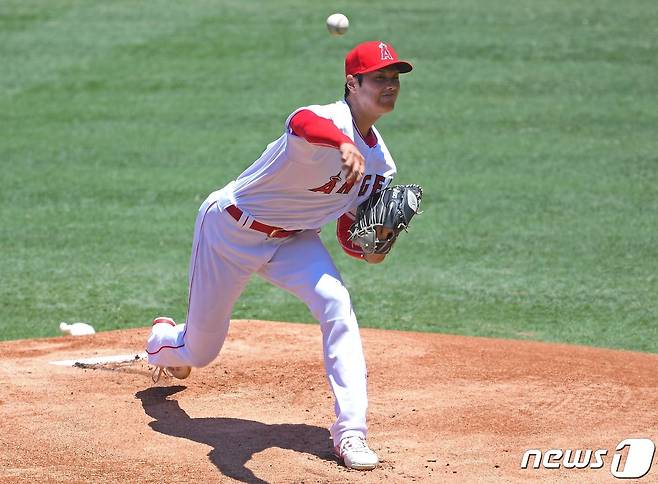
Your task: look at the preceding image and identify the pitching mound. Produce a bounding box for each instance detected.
[1,320,656,483]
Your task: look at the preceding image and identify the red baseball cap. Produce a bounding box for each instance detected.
[345,41,413,77]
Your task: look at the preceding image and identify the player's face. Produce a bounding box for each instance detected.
[358,67,401,114]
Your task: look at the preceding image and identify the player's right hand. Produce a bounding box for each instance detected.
[339,142,365,183]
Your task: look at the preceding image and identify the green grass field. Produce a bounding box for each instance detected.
[1,0,656,352]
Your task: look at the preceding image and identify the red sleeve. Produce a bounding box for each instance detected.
[289,109,354,149]
[336,213,364,260]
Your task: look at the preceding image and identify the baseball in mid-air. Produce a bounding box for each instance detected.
[326,13,349,36]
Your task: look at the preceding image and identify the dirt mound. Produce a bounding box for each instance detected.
[1,320,656,483]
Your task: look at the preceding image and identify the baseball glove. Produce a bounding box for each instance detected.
[348,184,423,255]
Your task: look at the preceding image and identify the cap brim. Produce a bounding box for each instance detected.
[358,60,413,75]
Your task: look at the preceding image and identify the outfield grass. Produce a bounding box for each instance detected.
[1,0,656,352]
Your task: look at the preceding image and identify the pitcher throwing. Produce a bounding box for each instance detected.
[146,41,414,471]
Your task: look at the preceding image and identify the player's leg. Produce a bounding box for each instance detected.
[257,231,369,445]
[147,195,256,369]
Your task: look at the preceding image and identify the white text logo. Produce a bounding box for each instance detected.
[521,438,655,479]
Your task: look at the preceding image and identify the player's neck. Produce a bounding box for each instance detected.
[345,98,379,138]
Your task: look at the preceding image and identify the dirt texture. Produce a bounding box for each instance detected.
[1,319,657,483]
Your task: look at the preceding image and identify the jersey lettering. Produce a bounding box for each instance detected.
[336,180,355,194]
[308,172,342,194]
[357,174,386,197]
[358,175,372,196]
[372,174,385,194]
[309,173,386,196]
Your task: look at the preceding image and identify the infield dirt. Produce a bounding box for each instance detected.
[1,320,656,483]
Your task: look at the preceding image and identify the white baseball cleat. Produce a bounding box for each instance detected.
[334,436,379,470]
[149,317,192,383]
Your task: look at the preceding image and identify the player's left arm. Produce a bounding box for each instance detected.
[363,227,394,264]
[347,184,423,259]
[336,213,388,264]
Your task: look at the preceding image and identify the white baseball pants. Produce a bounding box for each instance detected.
[147,188,369,445]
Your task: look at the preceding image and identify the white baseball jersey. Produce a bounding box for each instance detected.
[227,99,397,230]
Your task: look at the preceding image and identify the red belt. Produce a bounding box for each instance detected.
[226,205,301,238]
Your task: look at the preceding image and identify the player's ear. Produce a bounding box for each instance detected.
[345,75,358,95]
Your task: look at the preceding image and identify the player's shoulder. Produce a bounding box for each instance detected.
[323,99,353,129]
[288,99,354,139]
[285,99,350,129]
[301,99,350,119]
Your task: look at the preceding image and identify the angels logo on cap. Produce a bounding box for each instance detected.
[345,41,413,77]
[379,42,394,61]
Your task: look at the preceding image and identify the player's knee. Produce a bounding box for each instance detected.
[183,319,229,367]
[187,347,220,368]
[310,278,352,322]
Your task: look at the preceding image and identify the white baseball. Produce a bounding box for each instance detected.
[326,13,349,36]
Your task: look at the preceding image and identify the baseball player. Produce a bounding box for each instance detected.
[146,40,413,471]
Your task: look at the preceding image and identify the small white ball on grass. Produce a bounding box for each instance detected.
[326,13,349,36]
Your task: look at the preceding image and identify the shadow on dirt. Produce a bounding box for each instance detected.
[135,385,334,483]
